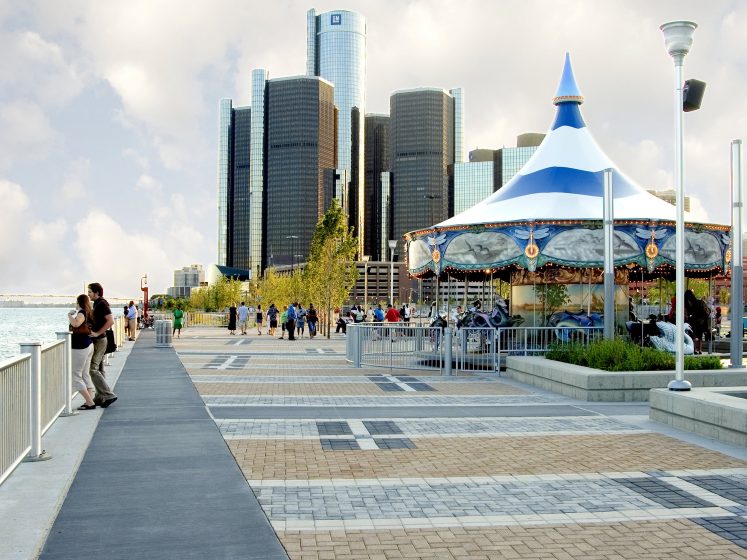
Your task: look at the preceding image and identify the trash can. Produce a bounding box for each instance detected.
[155,319,173,347]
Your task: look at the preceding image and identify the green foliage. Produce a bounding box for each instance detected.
[535,284,571,325]
[546,339,723,371]
[188,276,242,311]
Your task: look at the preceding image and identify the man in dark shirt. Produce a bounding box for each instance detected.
[88,282,118,408]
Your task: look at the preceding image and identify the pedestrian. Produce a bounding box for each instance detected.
[307,304,318,338]
[402,303,412,324]
[256,304,264,335]
[353,304,364,324]
[87,282,118,408]
[123,304,130,339]
[127,300,138,341]
[237,301,249,335]
[279,305,288,339]
[228,303,237,335]
[296,303,306,338]
[173,305,184,338]
[373,304,385,322]
[385,303,400,323]
[267,303,278,336]
[68,294,97,410]
[287,302,297,341]
[685,289,708,354]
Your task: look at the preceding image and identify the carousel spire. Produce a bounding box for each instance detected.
[553,52,584,105]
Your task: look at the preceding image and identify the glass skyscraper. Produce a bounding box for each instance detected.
[307,8,366,256]
[217,99,233,266]
[364,114,390,260]
[249,69,267,277]
[453,161,494,215]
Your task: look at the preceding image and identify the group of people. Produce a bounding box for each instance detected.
[66,282,119,411]
[334,303,414,334]
[227,301,319,339]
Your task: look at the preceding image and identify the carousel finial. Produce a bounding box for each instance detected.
[553,52,584,105]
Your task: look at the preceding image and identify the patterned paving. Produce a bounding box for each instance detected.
[175,327,747,558]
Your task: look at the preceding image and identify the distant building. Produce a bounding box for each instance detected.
[646,188,691,212]
[364,114,390,260]
[167,264,205,299]
[390,87,462,256]
[453,156,494,215]
[493,133,545,188]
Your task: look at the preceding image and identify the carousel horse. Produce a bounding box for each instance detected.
[458,301,525,330]
[548,310,603,342]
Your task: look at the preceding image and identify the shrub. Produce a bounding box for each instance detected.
[546,339,722,371]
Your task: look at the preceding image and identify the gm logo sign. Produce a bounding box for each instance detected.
[331,13,342,25]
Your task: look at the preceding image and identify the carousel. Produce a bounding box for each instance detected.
[405,54,729,330]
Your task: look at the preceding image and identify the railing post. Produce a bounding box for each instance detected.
[444,327,453,376]
[20,342,51,462]
[352,325,361,368]
[56,332,76,417]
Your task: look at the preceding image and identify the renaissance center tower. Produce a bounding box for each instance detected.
[307,8,366,256]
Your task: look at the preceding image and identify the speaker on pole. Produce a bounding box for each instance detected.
[683,79,706,112]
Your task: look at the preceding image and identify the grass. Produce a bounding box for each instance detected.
[545,338,723,371]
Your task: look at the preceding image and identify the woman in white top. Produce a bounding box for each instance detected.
[67,294,97,410]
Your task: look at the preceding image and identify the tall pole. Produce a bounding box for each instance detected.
[603,169,615,339]
[731,139,744,368]
[388,240,397,305]
[661,21,696,391]
[362,255,370,311]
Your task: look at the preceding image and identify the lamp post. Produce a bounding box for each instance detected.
[285,235,298,271]
[362,255,370,311]
[388,240,397,305]
[140,274,148,319]
[661,20,697,391]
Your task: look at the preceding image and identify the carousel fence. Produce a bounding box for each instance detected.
[348,324,604,375]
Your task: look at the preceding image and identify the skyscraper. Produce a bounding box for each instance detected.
[493,133,545,188]
[264,76,337,269]
[390,88,458,254]
[249,69,267,277]
[307,8,366,256]
[364,114,390,260]
[217,99,233,267]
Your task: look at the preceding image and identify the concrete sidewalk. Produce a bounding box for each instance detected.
[38,329,287,560]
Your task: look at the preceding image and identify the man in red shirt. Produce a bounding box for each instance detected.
[385,303,400,323]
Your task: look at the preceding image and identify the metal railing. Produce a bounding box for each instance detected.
[0,315,127,486]
[348,323,604,375]
[185,312,228,327]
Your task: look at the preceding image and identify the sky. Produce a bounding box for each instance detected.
[0,0,745,300]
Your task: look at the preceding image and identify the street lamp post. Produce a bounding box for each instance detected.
[661,20,697,391]
[362,255,370,311]
[388,240,397,305]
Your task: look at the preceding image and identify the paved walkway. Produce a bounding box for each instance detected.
[6,325,747,558]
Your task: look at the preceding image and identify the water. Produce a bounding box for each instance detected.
[0,308,123,362]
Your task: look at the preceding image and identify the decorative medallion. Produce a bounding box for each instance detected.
[524,243,539,259]
[726,248,732,264]
[645,241,658,259]
[432,248,441,263]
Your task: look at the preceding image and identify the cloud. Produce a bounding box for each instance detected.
[0,180,30,258]
[0,100,56,169]
[135,174,162,193]
[60,158,91,200]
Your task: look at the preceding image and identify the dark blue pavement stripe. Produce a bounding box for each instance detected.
[209,404,598,420]
[40,330,288,560]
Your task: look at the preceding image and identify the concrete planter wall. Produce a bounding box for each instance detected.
[505,356,747,402]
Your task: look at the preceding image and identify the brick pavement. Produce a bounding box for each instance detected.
[175,327,747,559]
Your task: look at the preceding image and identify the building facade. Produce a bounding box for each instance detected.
[264,76,337,269]
[453,159,494,215]
[217,99,233,266]
[248,69,268,277]
[363,114,390,260]
[167,264,205,299]
[493,133,545,188]
[390,88,457,256]
[307,8,366,255]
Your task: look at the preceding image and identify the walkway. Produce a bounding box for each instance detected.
[5,326,747,558]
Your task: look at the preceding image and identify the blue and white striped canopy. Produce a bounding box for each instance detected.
[439,53,681,226]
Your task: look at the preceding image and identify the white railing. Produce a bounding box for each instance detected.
[0,315,127,486]
[347,323,604,375]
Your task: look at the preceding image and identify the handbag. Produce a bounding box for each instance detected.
[105,329,117,354]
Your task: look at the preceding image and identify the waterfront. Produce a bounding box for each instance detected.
[0,308,123,361]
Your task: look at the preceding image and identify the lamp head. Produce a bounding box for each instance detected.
[660,21,697,59]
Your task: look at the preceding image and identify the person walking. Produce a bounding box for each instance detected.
[685,289,709,354]
[228,303,237,335]
[279,305,288,339]
[307,304,318,338]
[127,300,138,341]
[87,282,117,408]
[286,302,297,341]
[173,305,184,338]
[237,301,249,335]
[123,304,130,339]
[68,294,97,410]
[256,304,264,335]
[267,303,278,336]
[296,303,306,338]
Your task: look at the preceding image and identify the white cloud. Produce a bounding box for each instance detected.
[135,174,162,193]
[60,158,91,200]
[0,180,30,258]
[0,101,56,169]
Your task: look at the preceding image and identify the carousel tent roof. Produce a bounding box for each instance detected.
[439,53,688,227]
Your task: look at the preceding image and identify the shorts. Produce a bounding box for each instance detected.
[270,319,278,328]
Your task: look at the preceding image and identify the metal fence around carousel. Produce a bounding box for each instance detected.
[346,323,604,375]
[0,316,127,486]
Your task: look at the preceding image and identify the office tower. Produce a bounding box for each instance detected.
[364,114,390,260]
[167,264,205,298]
[390,88,456,254]
[307,8,366,255]
[453,150,494,215]
[646,188,691,212]
[264,76,336,269]
[493,133,545,188]
[249,69,267,277]
[217,99,233,266]
[450,88,465,164]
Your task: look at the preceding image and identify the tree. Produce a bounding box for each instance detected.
[188,276,242,311]
[535,284,571,325]
[304,199,359,338]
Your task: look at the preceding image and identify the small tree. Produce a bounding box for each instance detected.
[305,199,358,338]
[535,284,571,325]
